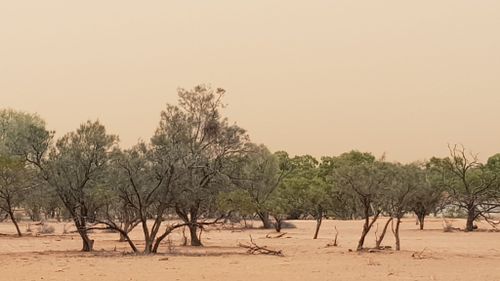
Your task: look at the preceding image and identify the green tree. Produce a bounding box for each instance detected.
[331,151,389,251]
[229,146,292,229]
[41,120,118,251]
[410,163,443,230]
[99,140,185,254]
[430,145,500,231]
[160,85,249,246]
[0,109,54,234]
[382,163,423,250]
[0,156,30,236]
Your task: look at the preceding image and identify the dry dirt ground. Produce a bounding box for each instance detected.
[0,218,499,281]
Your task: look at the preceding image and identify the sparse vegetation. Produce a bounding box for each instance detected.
[1,86,499,255]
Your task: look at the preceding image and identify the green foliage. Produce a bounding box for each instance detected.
[42,120,118,250]
[428,145,500,231]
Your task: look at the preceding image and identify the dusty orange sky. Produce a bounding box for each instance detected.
[1,1,499,162]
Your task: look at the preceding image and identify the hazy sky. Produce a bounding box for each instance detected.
[1,1,499,162]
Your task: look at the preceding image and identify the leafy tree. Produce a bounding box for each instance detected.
[0,109,53,167]
[98,140,185,254]
[331,151,389,251]
[23,181,61,221]
[160,85,250,246]
[217,189,255,224]
[382,163,423,250]
[229,146,292,229]
[410,163,443,230]
[276,154,336,238]
[40,120,118,251]
[0,109,54,234]
[319,156,362,220]
[430,145,500,231]
[0,156,30,236]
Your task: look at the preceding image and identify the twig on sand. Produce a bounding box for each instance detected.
[412,247,427,259]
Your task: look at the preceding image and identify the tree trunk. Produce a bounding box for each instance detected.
[394,217,401,251]
[375,217,393,248]
[8,209,22,237]
[79,230,94,252]
[356,204,380,251]
[465,207,475,232]
[257,211,273,229]
[313,211,323,239]
[31,208,41,222]
[144,239,153,254]
[274,220,282,233]
[272,215,283,233]
[188,224,202,246]
[357,220,370,251]
[73,216,94,252]
[418,214,425,230]
[119,232,127,242]
[119,221,132,242]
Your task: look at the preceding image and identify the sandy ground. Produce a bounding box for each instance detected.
[0,217,499,281]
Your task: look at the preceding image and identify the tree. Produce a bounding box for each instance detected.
[0,156,30,236]
[0,109,54,234]
[159,85,250,246]
[0,109,53,168]
[23,181,62,221]
[331,151,389,251]
[410,163,443,230]
[382,163,422,250]
[230,145,291,229]
[276,154,334,238]
[305,179,334,239]
[217,189,255,226]
[99,141,185,254]
[319,156,361,220]
[430,145,500,232]
[42,120,118,251]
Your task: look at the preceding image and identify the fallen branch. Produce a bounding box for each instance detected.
[266,232,287,239]
[238,235,284,257]
[412,247,427,259]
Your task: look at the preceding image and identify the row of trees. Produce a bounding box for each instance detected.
[1,85,499,254]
